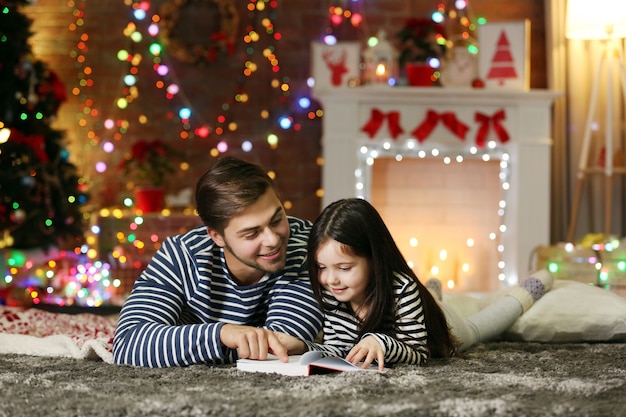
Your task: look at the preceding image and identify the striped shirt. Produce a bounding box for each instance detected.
[113,217,324,367]
[305,272,429,365]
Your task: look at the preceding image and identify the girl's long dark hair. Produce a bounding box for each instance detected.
[308,198,458,358]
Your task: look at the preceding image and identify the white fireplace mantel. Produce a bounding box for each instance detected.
[314,87,560,286]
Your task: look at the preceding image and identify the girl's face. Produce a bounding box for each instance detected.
[315,239,370,315]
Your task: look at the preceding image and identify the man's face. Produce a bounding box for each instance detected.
[209,188,290,286]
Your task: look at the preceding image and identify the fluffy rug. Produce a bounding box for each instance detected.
[1,341,624,417]
[1,282,625,417]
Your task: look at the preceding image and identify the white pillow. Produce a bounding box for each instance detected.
[502,280,626,342]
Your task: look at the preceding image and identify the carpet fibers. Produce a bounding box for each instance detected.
[1,341,624,417]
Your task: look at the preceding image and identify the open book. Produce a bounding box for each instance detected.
[236,350,389,376]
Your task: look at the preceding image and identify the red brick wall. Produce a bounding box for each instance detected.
[23,0,546,223]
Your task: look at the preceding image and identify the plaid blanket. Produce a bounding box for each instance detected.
[0,306,116,363]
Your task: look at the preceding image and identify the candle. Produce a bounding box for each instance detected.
[375,61,387,83]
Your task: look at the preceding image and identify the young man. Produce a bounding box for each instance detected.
[113,156,324,367]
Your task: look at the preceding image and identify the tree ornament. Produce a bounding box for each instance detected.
[10,209,26,224]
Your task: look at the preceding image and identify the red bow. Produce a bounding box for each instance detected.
[411,110,469,143]
[6,129,49,163]
[360,108,405,139]
[475,109,510,148]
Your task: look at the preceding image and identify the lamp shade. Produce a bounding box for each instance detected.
[566,0,626,40]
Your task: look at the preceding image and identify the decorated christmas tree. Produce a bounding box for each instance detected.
[0,0,88,250]
[442,0,478,50]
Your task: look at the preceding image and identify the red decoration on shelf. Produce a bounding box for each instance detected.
[134,187,165,213]
[411,110,469,143]
[472,78,485,88]
[474,109,509,148]
[360,108,405,139]
[405,62,436,86]
[322,48,349,86]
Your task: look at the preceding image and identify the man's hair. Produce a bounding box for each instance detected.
[195,156,278,233]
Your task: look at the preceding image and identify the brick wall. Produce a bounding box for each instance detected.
[23,0,546,223]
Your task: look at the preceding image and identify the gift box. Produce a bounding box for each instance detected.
[534,237,626,291]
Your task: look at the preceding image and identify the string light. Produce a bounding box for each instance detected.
[14,0,322,306]
[356,138,510,286]
[65,0,324,191]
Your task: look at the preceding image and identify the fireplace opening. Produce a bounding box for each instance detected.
[316,88,556,291]
[362,154,506,293]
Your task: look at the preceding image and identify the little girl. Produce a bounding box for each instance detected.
[279,198,553,370]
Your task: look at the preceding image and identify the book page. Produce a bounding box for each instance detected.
[300,351,388,373]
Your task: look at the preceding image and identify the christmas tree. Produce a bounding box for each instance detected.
[442,0,478,50]
[0,0,88,250]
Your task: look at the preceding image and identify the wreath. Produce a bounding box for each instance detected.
[158,0,239,65]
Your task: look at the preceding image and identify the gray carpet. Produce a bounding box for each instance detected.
[1,341,624,417]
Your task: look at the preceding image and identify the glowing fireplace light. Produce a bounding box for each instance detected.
[356,138,510,291]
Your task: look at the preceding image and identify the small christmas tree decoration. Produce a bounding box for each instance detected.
[486,31,518,83]
[477,21,530,90]
[441,0,478,50]
[438,0,480,88]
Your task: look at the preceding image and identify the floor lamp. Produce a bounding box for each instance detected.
[565,0,626,242]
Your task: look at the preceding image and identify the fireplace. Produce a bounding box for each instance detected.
[314,87,558,291]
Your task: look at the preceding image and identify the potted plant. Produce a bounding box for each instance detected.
[394,17,447,86]
[118,139,181,212]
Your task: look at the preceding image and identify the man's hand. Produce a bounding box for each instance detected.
[220,324,288,362]
[346,335,385,371]
[274,332,307,355]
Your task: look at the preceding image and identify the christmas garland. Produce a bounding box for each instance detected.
[158,0,239,65]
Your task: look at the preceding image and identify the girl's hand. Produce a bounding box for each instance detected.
[346,335,385,371]
[273,332,307,355]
